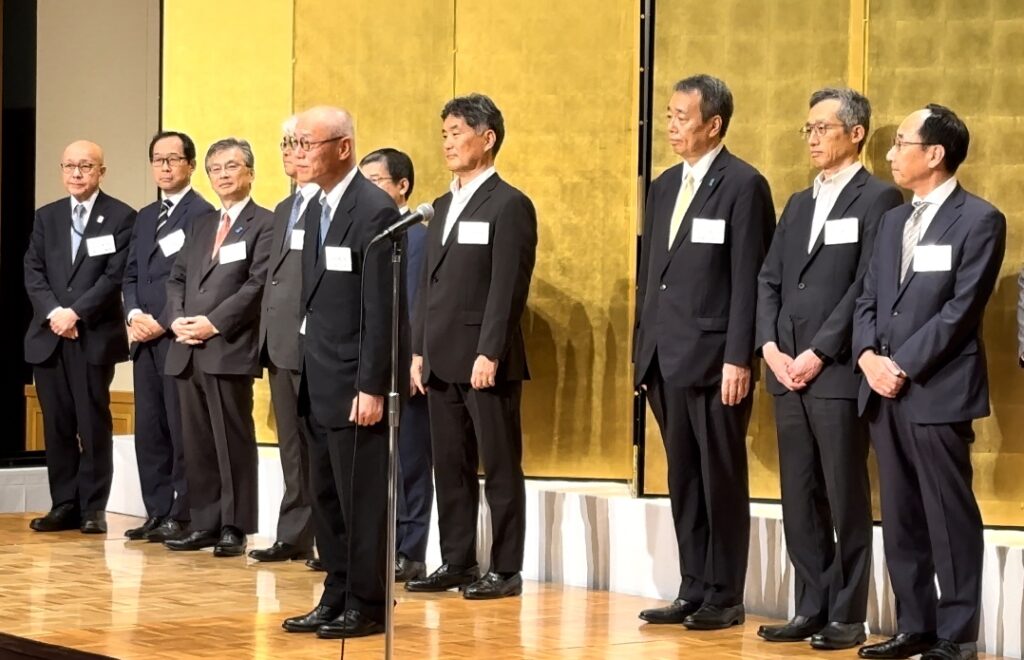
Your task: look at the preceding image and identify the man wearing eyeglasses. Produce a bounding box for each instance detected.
[755,88,902,650]
[854,106,1004,660]
[122,131,215,544]
[162,138,274,558]
[24,140,136,535]
[248,117,320,565]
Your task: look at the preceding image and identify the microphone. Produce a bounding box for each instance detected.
[370,203,434,244]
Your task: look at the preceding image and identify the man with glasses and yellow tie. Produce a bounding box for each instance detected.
[633,74,775,631]
[24,140,136,535]
[162,138,274,558]
[123,131,214,544]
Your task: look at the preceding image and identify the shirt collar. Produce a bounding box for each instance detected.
[161,185,192,208]
[913,175,958,209]
[319,166,359,214]
[681,143,724,186]
[69,189,100,218]
[219,196,251,224]
[298,182,320,200]
[449,166,497,201]
[812,161,862,199]
[399,205,410,215]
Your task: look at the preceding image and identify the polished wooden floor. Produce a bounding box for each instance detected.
[0,513,1002,659]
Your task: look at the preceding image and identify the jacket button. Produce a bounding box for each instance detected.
[66,287,72,292]
[659,284,667,291]
[892,310,899,317]
[271,279,278,285]
[431,275,438,284]
[307,308,313,315]
[147,277,152,284]
[797,282,806,290]
[199,287,206,294]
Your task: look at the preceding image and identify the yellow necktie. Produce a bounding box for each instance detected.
[668,173,695,249]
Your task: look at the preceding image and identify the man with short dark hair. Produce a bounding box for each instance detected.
[854,105,1004,660]
[163,138,274,558]
[360,147,432,584]
[755,88,902,650]
[25,140,136,535]
[123,130,214,543]
[406,94,537,600]
[634,74,775,630]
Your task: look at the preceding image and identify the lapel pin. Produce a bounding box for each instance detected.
[97,215,105,224]
[708,178,715,188]
[234,226,244,234]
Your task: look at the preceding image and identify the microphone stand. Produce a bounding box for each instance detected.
[383,236,402,660]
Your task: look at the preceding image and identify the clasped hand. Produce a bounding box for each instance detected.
[170,316,219,345]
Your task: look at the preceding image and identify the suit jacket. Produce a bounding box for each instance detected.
[24,190,136,366]
[259,192,316,372]
[853,184,1005,423]
[163,199,274,378]
[411,173,537,385]
[300,171,400,428]
[756,168,903,398]
[123,189,215,359]
[634,147,776,388]
[405,223,428,316]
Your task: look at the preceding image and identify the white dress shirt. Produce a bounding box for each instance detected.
[218,195,252,229]
[442,166,496,245]
[161,185,192,211]
[297,182,320,219]
[51,190,101,319]
[681,143,724,194]
[808,161,863,252]
[318,167,359,219]
[911,175,958,238]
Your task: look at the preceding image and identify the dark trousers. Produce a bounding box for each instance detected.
[428,379,525,573]
[176,366,258,533]
[645,359,752,607]
[774,392,872,622]
[267,363,313,550]
[132,336,188,520]
[397,391,433,562]
[867,397,983,643]
[34,339,115,513]
[305,412,388,623]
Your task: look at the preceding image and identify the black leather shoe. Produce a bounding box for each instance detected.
[683,603,745,630]
[921,640,978,660]
[306,558,325,571]
[395,553,427,582]
[213,526,246,557]
[758,614,827,642]
[165,529,219,551]
[810,621,867,650]
[248,541,312,562]
[282,605,342,633]
[639,598,702,624]
[316,610,385,639]
[125,516,162,540]
[859,632,939,659]
[463,572,523,600]
[80,511,107,534]
[145,518,188,543]
[29,503,80,532]
[405,563,480,592]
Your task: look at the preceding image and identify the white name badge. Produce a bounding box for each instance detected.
[218,241,247,264]
[290,229,305,250]
[913,244,952,272]
[824,217,859,245]
[86,234,116,257]
[299,316,306,335]
[691,218,726,244]
[457,221,489,245]
[325,246,353,272]
[158,229,185,257]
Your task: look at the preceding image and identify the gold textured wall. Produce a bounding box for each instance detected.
[866,0,1024,526]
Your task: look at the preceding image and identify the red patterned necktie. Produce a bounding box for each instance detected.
[212,212,231,258]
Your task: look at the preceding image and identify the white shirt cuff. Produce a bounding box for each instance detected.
[127,308,143,323]
[46,307,62,320]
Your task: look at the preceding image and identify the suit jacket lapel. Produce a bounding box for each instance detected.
[893,186,964,305]
[270,193,296,275]
[799,168,868,277]
[660,150,729,277]
[307,182,358,302]
[432,174,498,276]
[68,192,110,281]
[200,200,254,282]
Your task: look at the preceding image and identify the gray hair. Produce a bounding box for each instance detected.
[281,115,298,136]
[674,74,734,137]
[809,87,872,143]
[205,137,255,172]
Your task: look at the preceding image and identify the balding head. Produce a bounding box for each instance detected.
[60,140,106,201]
[292,106,356,189]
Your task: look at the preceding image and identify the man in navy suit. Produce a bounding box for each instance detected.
[854,105,1005,660]
[756,89,902,649]
[123,131,214,543]
[360,147,432,583]
[24,140,136,535]
[634,75,775,630]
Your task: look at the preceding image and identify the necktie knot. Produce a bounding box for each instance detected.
[161,198,173,212]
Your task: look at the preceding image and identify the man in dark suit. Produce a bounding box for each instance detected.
[360,147,431,583]
[162,138,274,558]
[24,140,136,535]
[633,75,775,630]
[405,94,537,600]
[854,105,1004,660]
[755,88,903,650]
[280,106,400,639]
[123,131,214,543]
[248,117,319,564]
